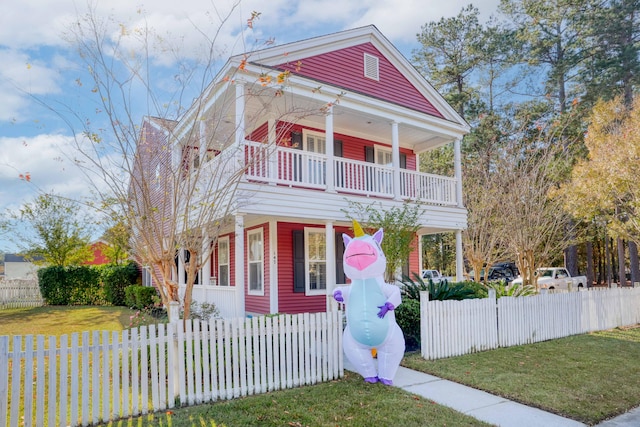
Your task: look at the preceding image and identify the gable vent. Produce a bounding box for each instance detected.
[364,53,379,81]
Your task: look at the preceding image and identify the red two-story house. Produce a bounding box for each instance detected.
[141,25,469,318]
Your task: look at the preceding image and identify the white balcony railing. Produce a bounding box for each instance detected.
[220,140,458,205]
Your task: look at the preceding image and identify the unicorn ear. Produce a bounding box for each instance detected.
[342,233,352,247]
[373,228,384,244]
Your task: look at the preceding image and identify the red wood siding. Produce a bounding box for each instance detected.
[248,121,417,171]
[277,222,352,314]
[247,122,269,143]
[245,223,271,314]
[275,43,444,119]
[408,234,420,276]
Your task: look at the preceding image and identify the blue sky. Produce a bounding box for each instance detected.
[0,0,500,252]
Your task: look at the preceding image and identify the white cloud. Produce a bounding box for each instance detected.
[0,49,62,122]
[0,133,91,209]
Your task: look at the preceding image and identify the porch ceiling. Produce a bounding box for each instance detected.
[211,82,463,153]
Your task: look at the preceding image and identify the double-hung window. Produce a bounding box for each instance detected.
[248,229,264,295]
[305,228,327,295]
[217,236,229,286]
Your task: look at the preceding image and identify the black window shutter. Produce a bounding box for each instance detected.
[293,230,305,293]
[334,139,343,157]
[400,153,407,169]
[291,131,303,150]
[365,146,374,163]
[335,231,346,284]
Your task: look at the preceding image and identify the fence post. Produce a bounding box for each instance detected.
[419,291,428,359]
[0,336,8,425]
[168,301,181,404]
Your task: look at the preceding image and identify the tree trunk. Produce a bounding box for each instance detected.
[606,236,613,286]
[617,238,627,286]
[629,241,640,286]
[586,241,595,287]
[564,245,579,276]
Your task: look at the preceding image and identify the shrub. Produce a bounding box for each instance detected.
[400,272,480,301]
[395,298,421,351]
[485,280,536,298]
[124,285,159,309]
[38,265,104,305]
[38,266,70,305]
[185,301,221,321]
[102,262,139,306]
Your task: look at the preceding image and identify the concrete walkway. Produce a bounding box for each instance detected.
[345,361,639,426]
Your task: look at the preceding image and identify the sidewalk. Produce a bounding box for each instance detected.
[345,361,639,426]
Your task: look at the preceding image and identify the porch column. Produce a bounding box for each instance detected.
[325,106,335,192]
[235,81,246,174]
[325,221,336,312]
[268,116,278,184]
[235,214,245,316]
[202,236,211,286]
[391,121,401,200]
[455,230,464,282]
[269,220,279,314]
[454,137,463,207]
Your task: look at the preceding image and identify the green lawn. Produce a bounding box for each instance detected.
[0,305,153,337]
[98,371,491,427]
[402,327,640,425]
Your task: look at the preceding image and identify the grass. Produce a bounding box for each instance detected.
[402,327,640,425]
[0,305,155,338]
[98,371,491,427]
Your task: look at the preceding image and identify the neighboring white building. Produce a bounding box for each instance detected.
[4,254,41,279]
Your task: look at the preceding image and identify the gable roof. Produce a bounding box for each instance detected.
[242,25,467,128]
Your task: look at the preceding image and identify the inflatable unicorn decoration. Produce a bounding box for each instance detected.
[333,220,405,385]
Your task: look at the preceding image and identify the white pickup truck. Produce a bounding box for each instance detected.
[421,269,454,284]
[512,267,587,290]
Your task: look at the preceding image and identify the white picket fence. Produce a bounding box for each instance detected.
[0,311,343,427]
[420,287,640,360]
[0,279,43,309]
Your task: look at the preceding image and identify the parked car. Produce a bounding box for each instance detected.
[468,262,519,283]
[512,267,587,290]
[421,269,454,284]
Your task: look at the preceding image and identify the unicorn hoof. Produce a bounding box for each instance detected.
[378,378,393,386]
[364,376,379,384]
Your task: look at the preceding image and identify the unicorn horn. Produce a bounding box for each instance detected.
[352,219,365,237]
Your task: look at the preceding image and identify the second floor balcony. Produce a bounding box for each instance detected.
[196,139,460,207]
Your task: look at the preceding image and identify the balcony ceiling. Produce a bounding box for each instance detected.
[204,83,456,153]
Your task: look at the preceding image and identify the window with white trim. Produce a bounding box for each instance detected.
[142,266,153,287]
[248,229,264,295]
[218,236,230,286]
[305,228,327,295]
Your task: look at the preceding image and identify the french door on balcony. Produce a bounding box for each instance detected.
[305,131,326,185]
[290,130,342,187]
